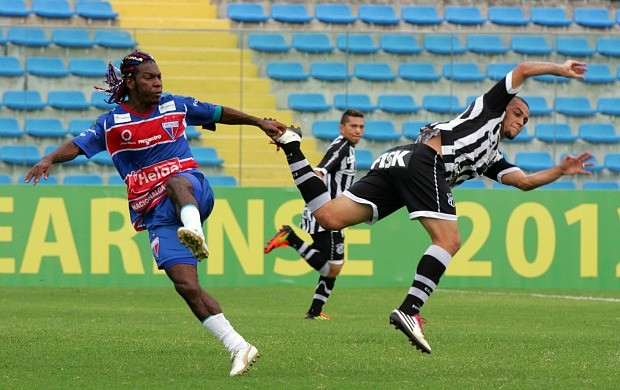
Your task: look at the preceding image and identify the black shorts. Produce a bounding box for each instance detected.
[310,230,345,264]
[343,143,457,224]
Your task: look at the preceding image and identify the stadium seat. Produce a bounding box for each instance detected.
[266,62,309,81]
[398,62,441,82]
[530,7,572,27]
[75,1,118,22]
[380,34,422,55]
[94,30,137,49]
[2,90,46,111]
[63,174,104,185]
[458,179,486,189]
[363,121,401,141]
[583,64,616,84]
[288,93,331,112]
[227,3,269,23]
[511,35,553,55]
[541,181,577,190]
[292,33,334,54]
[582,181,619,190]
[108,175,125,185]
[573,8,615,28]
[377,94,421,114]
[354,62,397,82]
[69,58,107,78]
[604,153,620,172]
[68,118,94,136]
[597,97,620,116]
[314,4,357,25]
[184,125,200,141]
[0,174,12,184]
[91,91,117,110]
[424,34,466,55]
[486,62,517,80]
[503,126,534,144]
[32,0,74,19]
[444,6,486,26]
[0,56,25,76]
[26,57,68,77]
[333,94,376,113]
[310,62,351,82]
[193,147,224,166]
[311,121,340,140]
[355,149,375,170]
[91,151,114,166]
[0,117,24,138]
[401,6,443,26]
[47,91,90,111]
[442,62,486,82]
[247,33,290,53]
[555,97,596,117]
[596,37,620,57]
[206,175,237,187]
[532,74,571,84]
[402,121,428,140]
[8,27,51,47]
[488,6,530,26]
[422,95,465,114]
[535,123,577,143]
[0,145,42,165]
[358,5,400,26]
[515,151,554,171]
[52,29,95,48]
[578,123,620,144]
[24,118,68,138]
[520,96,552,116]
[0,0,31,17]
[466,35,509,55]
[271,4,313,24]
[336,34,379,54]
[556,37,596,57]
[17,174,57,185]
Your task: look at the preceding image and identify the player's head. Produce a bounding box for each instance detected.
[339,109,365,145]
[96,50,159,105]
[500,96,530,140]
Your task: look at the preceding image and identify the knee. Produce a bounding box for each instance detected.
[174,280,201,300]
[315,212,345,231]
[326,265,342,278]
[444,235,461,256]
[165,175,183,194]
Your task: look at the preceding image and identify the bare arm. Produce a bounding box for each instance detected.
[501,152,594,191]
[24,140,81,185]
[511,60,587,89]
[218,106,287,138]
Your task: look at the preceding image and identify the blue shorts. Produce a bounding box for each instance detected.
[143,171,215,270]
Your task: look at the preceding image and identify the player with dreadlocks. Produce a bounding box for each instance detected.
[25,50,288,377]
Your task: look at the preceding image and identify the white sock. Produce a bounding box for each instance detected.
[180,204,203,232]
[202,313,249,353]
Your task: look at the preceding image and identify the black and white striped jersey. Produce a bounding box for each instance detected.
[300,135,356,234]
[416,72,523,188]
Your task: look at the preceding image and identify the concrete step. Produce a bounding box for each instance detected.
[122,17,229,29]
[165,76,270,93]
[158,61,258,78]
[150,48,251,63]
[182,93,277,110]
[134,30,238,49]
[112,3,218,19]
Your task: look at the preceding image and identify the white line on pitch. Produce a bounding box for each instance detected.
[438,289,620,303]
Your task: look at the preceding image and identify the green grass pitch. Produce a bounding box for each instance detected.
[1,286,618,389]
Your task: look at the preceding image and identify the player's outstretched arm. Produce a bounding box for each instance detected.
[511,60,587,89]
[24,140,81,185]
[218,106,287,138]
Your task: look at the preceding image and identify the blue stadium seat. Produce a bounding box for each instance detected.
[555,97,596,117]
[311,121,340,140]
[486,62,517,80]
[336,34,379,54]
[358,5,400,26]
[91,91,117,110]
[266,62,309,81]
[75,1,118,21]
[530,7,572,27]
[398,62,441,82]
[52,29,94,48]
[0,145,42,165]
[108,175,125,185]
[583,64,616,84]
[184,125,200,141]
[597,97,620,116]
[91,151,114,166]
[424,34,466,55]
[227,3,269,23]
[515,151,554,171]
[488,6,530,26]
[0,30,6,46]
[503,126,534,144]
[363,121,401,141]
[0,117,24,138]
[94,30,137,49]
[354,62,397,82]
[422,95,465,114]
[47,91,90,111]
[2,90,46,110]
[8,27,50,47]
[380,34,422,55]
[604,153,620,172]
[314,4,357,25]
[402,121,428,140]
[582,181,619,190]
[0,56,25,76]
[68,118,94,136]
[442,62,486,82]
[458,179,486,189]
[511,35,553,55]
[32,0,74,19]
[401,6,443,26]
[333,94,376,113]
[206,175,237,187]
[18,174,57,185]
[444,6,486,26]
[63,174,104,185]
[288,93,331,112]
[24,118,68,139]
[356,149,375,170]
[597,38,620,57]
[292,33,334,54]
[26,57,68,77]
[0,0,31,17]
[556,37,596,57]
[535,123,578,143]
[271,4,313,24]
[541,181,577,190]
[578,123,620,144]
[247,33,290,53]
[532,74,571,84]
[69,58,107,78]
[573,8,614,28]
[521,96,552,116]
[193,147,224,166]
[310,62,351,82]
[378,95,421,114]
[0,175,12,184]
[466,35,509,55]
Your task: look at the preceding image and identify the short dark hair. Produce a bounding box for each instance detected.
[340,109,364,125]
[512,96,530,110]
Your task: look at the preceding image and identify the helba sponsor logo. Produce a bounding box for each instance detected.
[133,160,181,188]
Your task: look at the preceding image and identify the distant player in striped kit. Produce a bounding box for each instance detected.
[264,110,365,320]
[269,60,594,353]
[24,50,287,376]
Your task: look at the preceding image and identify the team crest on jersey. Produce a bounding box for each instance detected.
[162,120,180,139]
[150,235,160,257]
[447,193,455,207]
[336,243,344,255]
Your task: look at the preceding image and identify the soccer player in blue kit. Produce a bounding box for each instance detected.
[24,50,287,377]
